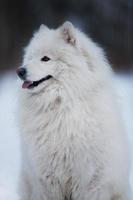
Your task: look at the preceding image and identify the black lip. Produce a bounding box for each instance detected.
[28,75,53,89]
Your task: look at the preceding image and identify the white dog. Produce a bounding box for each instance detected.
[17,22,131,200]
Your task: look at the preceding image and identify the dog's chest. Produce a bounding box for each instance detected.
[22,97,106,185]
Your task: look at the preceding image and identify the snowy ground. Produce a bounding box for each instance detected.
[0,72,133,200]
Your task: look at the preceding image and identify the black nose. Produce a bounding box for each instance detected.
[16,68,27,80]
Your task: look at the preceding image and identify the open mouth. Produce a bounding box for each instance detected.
[22,75,53,89]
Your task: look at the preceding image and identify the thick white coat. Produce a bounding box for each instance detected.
[18,22,131,200]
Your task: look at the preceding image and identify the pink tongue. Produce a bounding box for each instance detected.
[22,81,33,89]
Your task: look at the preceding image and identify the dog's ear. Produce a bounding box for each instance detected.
[39,24,49,31]
[60,21,76,45]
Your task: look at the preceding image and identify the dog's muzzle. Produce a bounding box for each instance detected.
[16,68,53,89]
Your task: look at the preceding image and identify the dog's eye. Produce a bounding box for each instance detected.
[41,56,50,62]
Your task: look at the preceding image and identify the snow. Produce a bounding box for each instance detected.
[0,72,133,199]
[0,74,20,200]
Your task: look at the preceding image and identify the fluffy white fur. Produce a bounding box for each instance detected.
[17,22,131,200]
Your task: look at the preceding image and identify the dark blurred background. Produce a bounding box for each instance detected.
[0,0,133,73]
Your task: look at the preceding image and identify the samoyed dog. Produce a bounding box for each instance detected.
[17,22,131,200]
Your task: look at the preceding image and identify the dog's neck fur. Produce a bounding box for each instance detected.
[21,71,103,116]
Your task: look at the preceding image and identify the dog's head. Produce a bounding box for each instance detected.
[17,22,109,93]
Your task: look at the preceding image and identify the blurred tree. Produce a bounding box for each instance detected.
[0,0,132,72]
[0,0,35,71]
